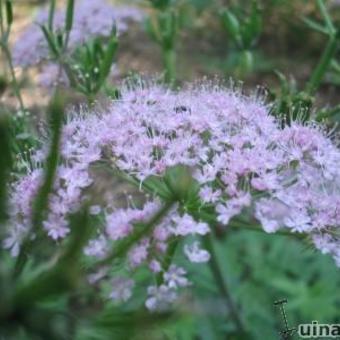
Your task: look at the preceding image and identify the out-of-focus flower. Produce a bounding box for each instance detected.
[84,235,108,259]
[145,285,177,311]
[171,214,210,236]
[13,0,144,67]
[163,265,190,289]
[184,242,211,263]
[38,64,70,89]
[128,238,150,267]
[110,277,134,302]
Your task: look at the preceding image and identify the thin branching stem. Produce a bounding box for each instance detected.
[203,234,247,335]
[156,237,180,285]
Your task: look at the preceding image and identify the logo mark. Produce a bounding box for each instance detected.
[274,299,296,339]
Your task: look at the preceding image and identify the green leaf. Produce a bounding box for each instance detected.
[55,32,64,49]
[241,1,262,48]
[160,11,177,50]
[97,30,118,92]
[150,0,172,10]
[302,17,327,35]
[65,0,75,32]
[48,0,56,30]
[331,59,340,73]
[40,25,60,57]
[239,50,253,74]
[5,0,13,28]
[274,70,289,95]
[145,17,162,44]
[220,9,241,46]
[143,175,173,200]
[316,0,335,34]
[163,165,198,202]
[316,104,340,121]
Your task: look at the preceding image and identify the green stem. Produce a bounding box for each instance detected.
[96,201,174,267]
[0,0,4,37]
[162,48,176,85]
[316,0,335,34]
[1,43,25,113]
[156,237,180,285]
[230,217,306,240]
[14,95,64,278]
[305,34,338,94]
[198,211,306,241]
[203,234,246,335]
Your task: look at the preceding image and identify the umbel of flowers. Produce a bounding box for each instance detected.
[6,82,340,310]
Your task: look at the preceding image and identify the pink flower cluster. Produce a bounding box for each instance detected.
[5,83,340,309]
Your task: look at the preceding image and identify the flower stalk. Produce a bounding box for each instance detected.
[162,48,176,85]
[203,233,247,335]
